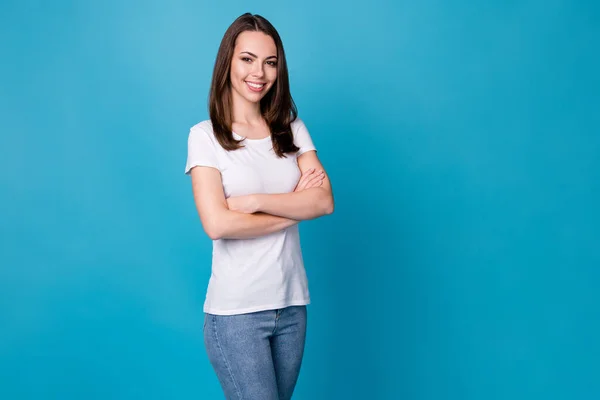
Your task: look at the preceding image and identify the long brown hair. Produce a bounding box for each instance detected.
[208,13,300,157]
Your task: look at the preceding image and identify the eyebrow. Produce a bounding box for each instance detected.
[240,51,277,60]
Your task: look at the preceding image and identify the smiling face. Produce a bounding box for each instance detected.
[229,30,278,105]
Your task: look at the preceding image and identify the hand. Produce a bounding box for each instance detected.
[227,195,259,214]
[294,168,325,192]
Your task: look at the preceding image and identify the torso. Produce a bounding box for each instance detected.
[189,119,311,315]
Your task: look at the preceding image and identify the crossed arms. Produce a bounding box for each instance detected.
[189,150,334,240]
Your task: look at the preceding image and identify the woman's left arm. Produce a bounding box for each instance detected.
[229,151,334,220]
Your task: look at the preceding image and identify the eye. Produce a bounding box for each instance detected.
[242,57,252,62]
[266,61,278,67]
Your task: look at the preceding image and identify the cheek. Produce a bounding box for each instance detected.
[230,63,246,81]
[230,65,239,81]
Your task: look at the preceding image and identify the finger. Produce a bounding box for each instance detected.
[301,168,317,179]
[296,168,317,190]
[305,170,324,184]
[295,177,308,191]
[311,171,325,183]
[307,173,323,185]
[297,168,314,185]
[305,175,324,189]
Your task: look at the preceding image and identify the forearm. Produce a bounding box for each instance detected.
[211,210,298,240]
[255,188,334,221]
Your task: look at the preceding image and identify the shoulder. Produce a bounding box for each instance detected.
[190,119,214,135]
[290,117,307,132]
[189,120,218,144]
[291,118,311,140]
[291,117,313,139]
[290,117,316,154]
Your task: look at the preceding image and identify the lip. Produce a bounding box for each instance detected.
[245,81,266,92]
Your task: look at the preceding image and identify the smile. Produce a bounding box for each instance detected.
[245,81,266,92]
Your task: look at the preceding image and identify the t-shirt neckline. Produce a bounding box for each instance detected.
[232,131,272,143]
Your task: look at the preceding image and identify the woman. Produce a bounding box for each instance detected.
[184,13,334,400]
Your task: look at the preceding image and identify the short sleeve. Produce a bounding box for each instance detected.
[184,126,220,175]
[292,118,317,156]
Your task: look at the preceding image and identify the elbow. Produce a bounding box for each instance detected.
[204,224,222,240]
[325,203,335,215]
[322,198,335,216]
[206,229,223,241]
[203,218,225,240]
[318,190,334,216]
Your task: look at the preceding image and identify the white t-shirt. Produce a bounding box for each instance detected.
[185,118,316,315]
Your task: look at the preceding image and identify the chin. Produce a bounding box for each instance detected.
[241,93,262,104]
[246,87,272,102]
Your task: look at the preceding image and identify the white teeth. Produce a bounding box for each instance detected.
[246,82,265,89]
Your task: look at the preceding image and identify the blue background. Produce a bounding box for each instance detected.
[1,0,599,399]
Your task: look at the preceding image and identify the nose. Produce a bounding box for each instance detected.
[251,61,265,78]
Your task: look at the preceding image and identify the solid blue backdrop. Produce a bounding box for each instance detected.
[1,0,598,399]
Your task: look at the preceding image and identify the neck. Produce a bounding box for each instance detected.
[231,89,262,125]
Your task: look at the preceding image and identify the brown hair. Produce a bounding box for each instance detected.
[208,13,300,157]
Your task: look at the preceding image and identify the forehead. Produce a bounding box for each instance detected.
[234,31,277,56]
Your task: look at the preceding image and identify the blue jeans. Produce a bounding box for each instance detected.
[203,306,307,400]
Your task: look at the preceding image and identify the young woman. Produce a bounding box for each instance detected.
[184,13,334,400]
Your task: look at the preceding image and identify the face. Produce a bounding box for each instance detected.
[229,30,278,104]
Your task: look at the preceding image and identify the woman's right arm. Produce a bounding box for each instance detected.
[189,166,298,240]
